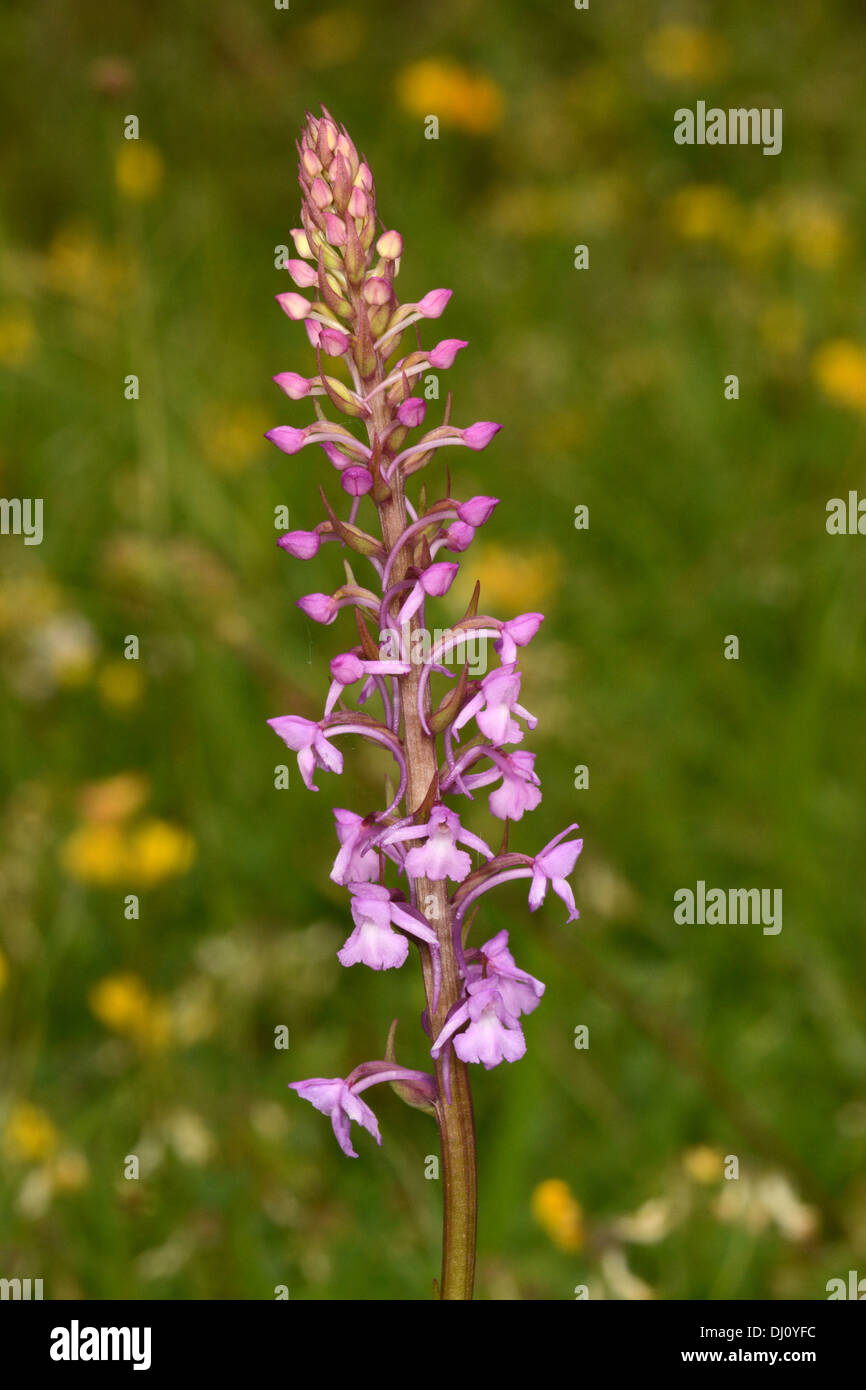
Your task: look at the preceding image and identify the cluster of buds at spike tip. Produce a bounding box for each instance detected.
[266,110,582,1168]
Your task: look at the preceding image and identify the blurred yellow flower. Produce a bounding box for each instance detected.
[89,971,171,1050]
[462,541,559,611]
[0,574,59,635]
[645,25,728,82]
[61,822,129,886]
[115,140,164,201]
[395,59,504,135]
[667,184,739,242]
[198,405,272,473]
[78,771,149,823]
[132,999,171,1050]
[89,972,150,1030]
[61,815,195,886]
[0,946,7,992]
[45,224,102,293]
[44,223,132,308]
[4,1101,59,1163]
[531,1178,584,1251]
[0,307,37,366]
[97,659,144,710]
[785,197,848,270]
[813,339,866,415]
[683,1145,724,1183]
[128,819,196,885]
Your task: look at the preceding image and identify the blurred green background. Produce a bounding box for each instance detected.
[2,0,866,1300]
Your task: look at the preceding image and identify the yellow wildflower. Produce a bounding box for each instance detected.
[61,809,194,887]
[89,971,171,1051]
[0,946,7,992]
[4,1101,59,1163]
[97,660,144,710]
[89,972,152,1031]
[645,25,728,82]
[61,822,129,886]
[0,307,37,366]
[115,140,164,202]
[683,1145,724,1183]
[785,197,848,270]
[461,541,559,611]
[667,184,739,242]
[44,223,132,309]
[127,819,196,886]
[531,1178,584,1251]
[0,574,59,636]
[813,339,866,415]
[132,999,172,1051]
[395,59,504,135]
[45,224,101,294]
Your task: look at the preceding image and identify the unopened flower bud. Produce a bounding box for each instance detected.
[443,521,475,551]
[324,212,347,246]
[320,326,350,356]
[418,288,452,319]
[341,466,374,497]
[298,592,338,624]
[335,132,358,171]
[301,148,322,180]
[348,186,369,220]
[397,397,426,429]
[278,529,321,558]
[420,561,459,597]
[376,230,403,261]
[428,338,468,369]
[286,259,318,288]
[276,291,311,321]
[290,227,313,259]
[273,371,313,399]
[265,425,308,455]
[318,113,339,159]
[330,154,352,210]
[330,652,365,684]
[458,495,499,526]
[362,277,391,307]
[461,421,501,450]
[310,176,332,210]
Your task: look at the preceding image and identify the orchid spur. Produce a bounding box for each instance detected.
[266,109,582,1300]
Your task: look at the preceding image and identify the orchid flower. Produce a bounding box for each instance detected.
[264,108,582,1299]
[453,662,538,746]
[382,803,494,884]
[267,715,342,791]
